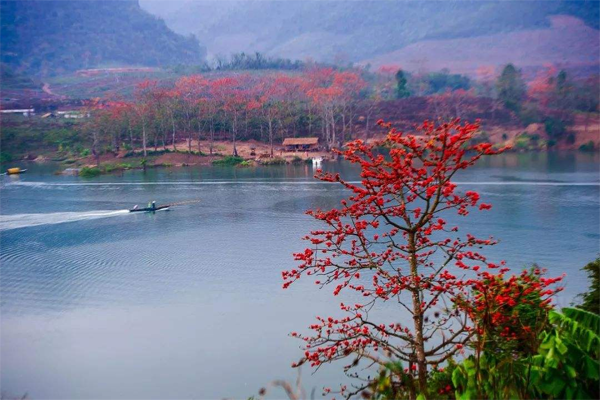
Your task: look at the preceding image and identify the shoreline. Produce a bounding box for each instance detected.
[5,147,598,179]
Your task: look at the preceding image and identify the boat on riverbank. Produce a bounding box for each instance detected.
[3,167,27,175]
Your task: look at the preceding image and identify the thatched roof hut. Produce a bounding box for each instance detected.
[282,137,319,151]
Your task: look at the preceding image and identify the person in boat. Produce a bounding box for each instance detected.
[152,201,156,211]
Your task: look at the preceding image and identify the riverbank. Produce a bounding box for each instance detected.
[47,139,332,176]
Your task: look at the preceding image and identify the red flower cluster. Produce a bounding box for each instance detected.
[460,268,564,342]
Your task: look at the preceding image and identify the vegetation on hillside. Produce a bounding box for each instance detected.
[0,0,205,76]
[2,63,598,163]
[145,0,599,64]
[0,63,42,89]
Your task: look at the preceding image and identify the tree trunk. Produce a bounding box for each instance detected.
[209,119,214,155]
[142,122,147,157]
[268,118,274,158]
[232,116,238,157]
[171,113,177,151]
[409,232,428,397]
[128,120,134,150]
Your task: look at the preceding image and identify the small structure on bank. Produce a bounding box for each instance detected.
[282,137,319,152]
[0,108,35,116]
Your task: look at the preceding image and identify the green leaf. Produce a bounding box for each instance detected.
[583,356,600,380]
[563,308,600,334]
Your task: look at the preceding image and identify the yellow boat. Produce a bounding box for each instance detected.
[5,167,27,175]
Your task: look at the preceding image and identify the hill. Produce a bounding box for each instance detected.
[0,0,206,77]
[362,15,600,76]
[140,0,599,74]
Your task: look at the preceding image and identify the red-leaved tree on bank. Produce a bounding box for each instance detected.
[283,119,521,398]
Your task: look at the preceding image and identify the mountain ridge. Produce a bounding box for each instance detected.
[1,0,206,77]
[140,0,599,73]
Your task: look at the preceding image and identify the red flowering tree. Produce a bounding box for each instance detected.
[283,119,512,398]
[305,69,365,150]
[133,79,159,157]
[174,75,208,152]
[210,75,259,156]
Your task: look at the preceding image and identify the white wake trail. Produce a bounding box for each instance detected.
[0,210,130,231]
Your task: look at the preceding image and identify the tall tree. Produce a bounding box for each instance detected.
[395,69,411,99]
[283,119,510,398]
[496,63,525,113]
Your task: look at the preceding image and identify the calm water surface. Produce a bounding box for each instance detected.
[1,153,599,399]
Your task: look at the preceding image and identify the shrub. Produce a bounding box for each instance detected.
[237,160,253,168]
[79,166,101,177]
[260,157,286,165]
[291,156,303,164]
[515,135,531,150]
[212,155,244,166]
[80,148,91,157]
[103,164,119,173]
[579,141,595,152]
[544,117,567,139]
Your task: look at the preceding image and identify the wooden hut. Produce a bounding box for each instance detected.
[282,137,319,152]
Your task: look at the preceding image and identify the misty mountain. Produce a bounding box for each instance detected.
[1,0,206,77]
[140,0,599,71]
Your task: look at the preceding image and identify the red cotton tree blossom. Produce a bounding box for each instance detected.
[283,119,516,398]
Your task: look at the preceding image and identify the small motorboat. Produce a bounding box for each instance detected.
[129,203,170,213]
[128,199,199,213]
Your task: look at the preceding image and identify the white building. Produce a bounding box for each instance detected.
[0,108,34,116]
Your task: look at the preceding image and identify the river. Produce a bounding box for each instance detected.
[1,152,599,399]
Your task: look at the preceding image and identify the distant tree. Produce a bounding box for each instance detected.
[428,89,475,119]
[134,80,161,157]
[575,76,600,114]
[427,69,471,94]
[552,70,575,111]
[475,65,496,97]
[527,65,557,107]
[81,98,105,166]
[574,76,600,135]
[395,69,410,98]
[496,64,525,113]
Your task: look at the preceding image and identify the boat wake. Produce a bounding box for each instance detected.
[0,210,130,231]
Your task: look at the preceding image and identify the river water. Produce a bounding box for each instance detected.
[1,152,599,399]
